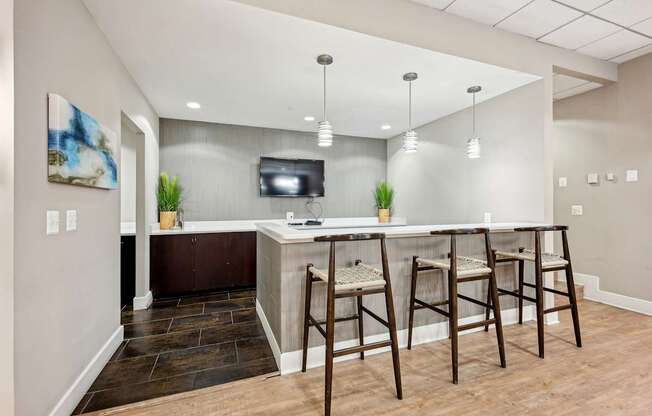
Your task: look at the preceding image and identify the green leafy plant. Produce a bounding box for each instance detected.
[373,181,394,210]
[156,172,183,212]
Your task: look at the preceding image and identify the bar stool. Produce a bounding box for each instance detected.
[302,233,402,416]
[486,225,582,358]
[407,228,506,384]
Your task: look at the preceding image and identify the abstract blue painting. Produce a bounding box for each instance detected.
[48,93,118,189]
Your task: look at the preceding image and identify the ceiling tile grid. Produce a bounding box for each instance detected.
[410,0,652,63]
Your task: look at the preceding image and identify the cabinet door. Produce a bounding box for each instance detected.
[120,235,136,307]
[150,234,195,297]
[194,233,230,291]
[227,232,257,288]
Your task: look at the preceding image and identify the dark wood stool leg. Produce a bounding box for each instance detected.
[356,294,365,360]
[301,264,314,373]
[408,256,418,349]
[486,234,506,368]
[324,243,336,416]
[448,236,459,384]
[534,231,545,359]
[518,255,524,325]
[562,230,582,348]
[484,276,492,332]
[381,238,403,399]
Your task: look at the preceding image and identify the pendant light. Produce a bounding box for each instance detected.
[402,72,418,153]
[466,85,482,159]
[317,54,333,147]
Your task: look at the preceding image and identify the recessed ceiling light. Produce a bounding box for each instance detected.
[304,116,315,121]
[186,102,201,109]
[381,124,392,130]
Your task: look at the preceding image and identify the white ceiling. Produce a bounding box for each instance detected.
[410,0,652,64]
[82,0,540,139]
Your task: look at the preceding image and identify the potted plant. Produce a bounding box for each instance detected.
[157,172,183,230]
[374,181,394,224]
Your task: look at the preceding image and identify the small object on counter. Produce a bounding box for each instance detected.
[305,220,322,226]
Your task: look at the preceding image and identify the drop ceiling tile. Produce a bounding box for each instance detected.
[577,29,652,59]
[555,0,611,12]
[553,81,602,100]
[446,0,532,26]
[540,15,620,49]
[409,0,455,9]
[592,0,652,27]
[497,0,583,39]
[631,17,652,36]
[610,44,652,63]
[553,73,589,93]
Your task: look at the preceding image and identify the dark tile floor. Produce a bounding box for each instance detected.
[73,288,278,414]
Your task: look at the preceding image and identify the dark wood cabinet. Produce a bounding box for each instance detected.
[150,231,256,298]
[120,235,136,307]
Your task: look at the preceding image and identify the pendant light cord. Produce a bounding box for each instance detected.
[323,65,327,121]
[472,91,476,136]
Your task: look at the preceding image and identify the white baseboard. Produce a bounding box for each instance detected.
[133,290,153,310]
[255,299,281,369]
[49,325,123,416]
[257,303,534,375]
[575,273,652,316]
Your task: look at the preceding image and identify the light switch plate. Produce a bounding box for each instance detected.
[626,170,638,182]
[558,177,567,187]
[587,173,599,185]
[571,205,583,216]
[606,172,616,182]
[484,212,492,223]
[66,209,77,231]
[47,210,59,235]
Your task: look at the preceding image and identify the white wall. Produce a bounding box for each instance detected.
[13,1,159,415]
[554,53,652,302]
[0,0,15,414]
[388,81,546,225]
[120,124,138,223]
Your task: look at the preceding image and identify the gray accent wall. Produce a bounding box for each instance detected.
[160,118,387,221]
[388,81,546,225]
[553,53,652,302]
[13,0,159,414]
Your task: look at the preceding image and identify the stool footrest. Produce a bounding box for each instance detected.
[457,274,491,283]
[521,282,570,297]
[361,306,389,328]
[310,315,359,326]
[459,319,495,332]
[414,299,449,310]
[308,316,327,338]
[335,287,385,299]
[457,293,493,309]
[497,288,537,303]
[415,298,450,317]
[333,340,392,358]
[544,304,572,314]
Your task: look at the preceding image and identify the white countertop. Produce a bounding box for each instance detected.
[257,220,549,244]
[150,220,260,235]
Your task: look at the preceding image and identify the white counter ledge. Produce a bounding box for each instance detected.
[150,220,261,235]
[256,219,549,244]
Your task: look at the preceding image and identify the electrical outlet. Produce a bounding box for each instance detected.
[587,173,599,185]
[626,170,638,182]
[484,212,492,223]
[558,177,567,188]
[606,172,616,182]
[66,210,77,231]
[47,210,59,235]
[571,205,583,216]
[286,211,294,222]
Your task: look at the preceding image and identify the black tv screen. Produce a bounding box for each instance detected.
[259,157,325,197]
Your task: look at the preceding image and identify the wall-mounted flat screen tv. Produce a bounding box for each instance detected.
[259,157,325,197]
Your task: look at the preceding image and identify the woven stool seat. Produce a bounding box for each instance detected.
[417,256,491,278]
[309,263,387,291]
[495,249,568,268]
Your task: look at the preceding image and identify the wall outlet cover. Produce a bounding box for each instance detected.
[606,172,616,181]
[483,212,492,223]
[47,210,59,235]
[571,205,583,216]
[626,170,638,182]
[286,211,294,221]
[558,177,567,187]
[587,173,599,185]
[66,210,77,231]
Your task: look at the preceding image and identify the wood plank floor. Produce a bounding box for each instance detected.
[85,300,652,416]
